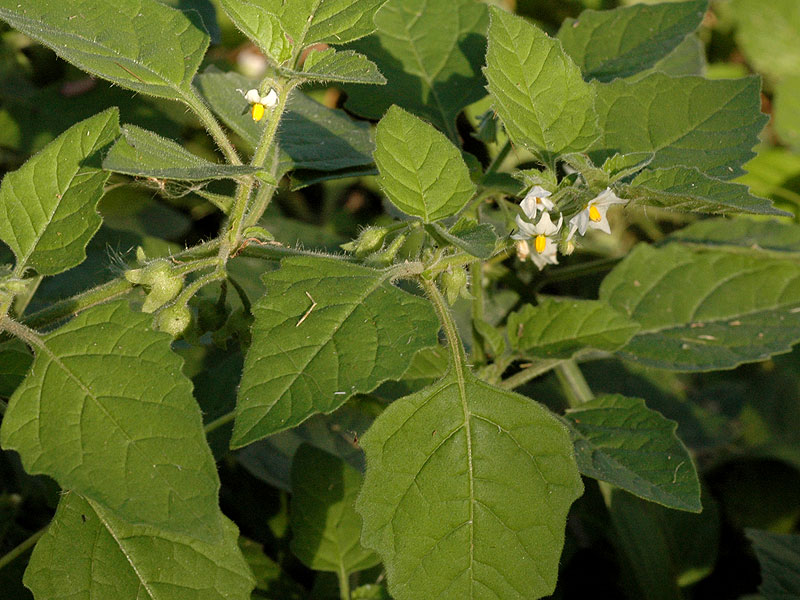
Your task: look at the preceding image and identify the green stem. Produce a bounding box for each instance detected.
[225,81,293,256]
[485,139,512,175]
[499,359,563,390]
[555,359,593,408]
[226,275,252,313]
[204,410,235,435]
[174,268,226,308]
[469,261,486,365]
[419,277,467,370]
[338,566,351,600]
[183,89,241,166]
[0,526,47,571]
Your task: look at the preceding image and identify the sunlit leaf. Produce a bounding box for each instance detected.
[299,48,386,85]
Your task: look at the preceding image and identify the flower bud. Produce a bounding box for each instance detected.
[354,227,388,258]
[441,267,468,305]
[366,234,406,266]
[139,262,184,313]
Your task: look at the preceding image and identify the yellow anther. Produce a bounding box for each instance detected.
[534,234,547,254]
[589,204,602,222]
[251,103,266,122]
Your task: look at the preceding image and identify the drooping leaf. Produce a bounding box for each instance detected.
[0,301,224,542]
[0,109,119,276]
[24,492,254,600]
[746,529,800,600]
[344,0,488,138]
[507,299,639,359]
[299,48,386,85]
[485,6,599,158]
[565,394,701,512]
[290,445,380,574]
[666,218,800,257]
[196,69,374,174]
[218,0,290,63]
[599,243,800,371]
[374,106,475,222]
[357,369,583,600]
[729,0,800,82]
[103,124,264,181]
[557,0,708,82]
[0,0,209,100]
[262,0,386,51]
[232,257,439,447]
[623,167,786,216]
[591,73,767,179]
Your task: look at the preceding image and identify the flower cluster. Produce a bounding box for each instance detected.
[513,186,625,270]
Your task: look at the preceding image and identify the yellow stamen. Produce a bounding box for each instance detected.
[534,234,547,254]
[251,103,265,122]
[589,204,602,222]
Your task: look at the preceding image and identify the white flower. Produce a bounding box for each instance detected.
[519,185,554,219]
[243,88,279,121]
[512,211,563,270]
[568,187,626,238]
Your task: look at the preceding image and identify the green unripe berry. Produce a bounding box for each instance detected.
[441,267,468,305]
[155,304,192,338]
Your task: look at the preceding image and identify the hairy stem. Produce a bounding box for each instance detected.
[0,526,47,571]
[469,260,486,365]
[555,359,594,407]
[499,359,563,390]
[338,566,351,600]
[183,89,241,166]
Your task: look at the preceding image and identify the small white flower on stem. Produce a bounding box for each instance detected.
[568,187,626,238]
[243,88,278,122]
[519,185,554,219]
[513,211,563,270]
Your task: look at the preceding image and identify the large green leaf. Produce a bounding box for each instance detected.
[374,106,475,222]
[0,301,224,542]
[0,0,208,100]
[232,257,439,447]
[344,0,488,139]
[357,369,583,600]
[484,6,599,158]
[299,48,386,85]
[565,394,701,512]
[623,167,786,216]
[218,0,290,63]
[289,444,380,574]
[648,35,706,77]
[507,299,640,359]
[730,0,800,82]
[557,0,708,82]
[103,125,263,181]
[599,244,800,371]
[591,73,767,179]
[196,69,374,174]
[0,109,119,276]
[24,492,254,600]
[746,529,800,599]
[0,339,31,398]
[666,218,800,257]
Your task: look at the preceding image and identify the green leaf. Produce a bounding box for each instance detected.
[299,48,386,85]
[623,167,786,216]
[648,35,706,77]
[0,339,31,398]
[746,529,800,600]
[666,218,800,257]
[507,299,640,359]
[102,125,264,181]
[232,257,439,447]
[357,370,583,600]
[591,73,767,179]
[218,0,290,63]
[599,244,800,371]
[344,0,488,139]
[565,394,701,512]
[239,538,306,599]
[0,0,208,100]
[196,69,374,174]
[736,147,800,212]
[0,301,224,542]
[774,75,800,152]
[290,445,380,573]
[484,6,599,158]
[24,492,254,600]
[158,0,221,44]
[557,0,708,82]
[264,0,386,50]
[429,219,498,260]
[730,0,800,82]
[374,106,475,222]
[0,109,119,276]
